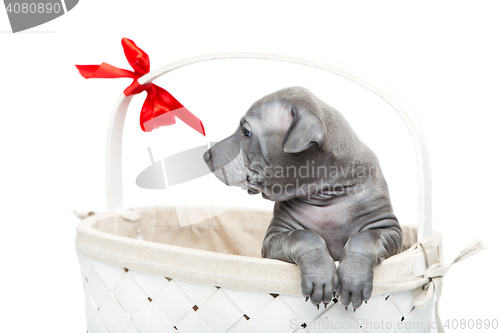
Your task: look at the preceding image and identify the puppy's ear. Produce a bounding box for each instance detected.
[282,107,326,153]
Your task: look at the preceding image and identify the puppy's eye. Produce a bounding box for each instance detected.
[243,128,252,137]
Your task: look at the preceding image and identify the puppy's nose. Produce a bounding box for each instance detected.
[203,149,212,162]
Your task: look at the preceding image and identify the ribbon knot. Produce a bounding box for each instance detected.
[76,38,205,135]
[423,262,445,279]
[412,238,485,333]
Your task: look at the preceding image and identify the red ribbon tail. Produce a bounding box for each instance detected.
[141,112,176,132]
[173,107,206,136]
[75,62,137,79]
[140,85,205,135]
[140,91,176,132]
[141,106,205,136]
[75,65,101,78]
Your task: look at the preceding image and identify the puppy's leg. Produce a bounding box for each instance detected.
[337,222,402,310]
[262,225,338,308]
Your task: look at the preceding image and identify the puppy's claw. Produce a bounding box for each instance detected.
[305,297,309,302]
[364,300,368,304]
[316,304,319,310]
[324,303,328,309]
[353,308,357,313]
[345,306,348,311]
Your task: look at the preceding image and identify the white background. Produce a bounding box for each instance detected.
[1,1,499,332]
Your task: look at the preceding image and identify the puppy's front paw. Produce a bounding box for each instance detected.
[299,251,338,308]
[337,253,374,310]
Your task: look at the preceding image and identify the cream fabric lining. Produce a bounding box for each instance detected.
[75,206,439,297]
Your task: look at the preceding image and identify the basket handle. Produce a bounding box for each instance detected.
[106,52,432,241]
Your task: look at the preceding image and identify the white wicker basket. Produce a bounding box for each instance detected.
[75,53,484,333]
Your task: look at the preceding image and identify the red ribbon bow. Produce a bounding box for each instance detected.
[76,38,205,135]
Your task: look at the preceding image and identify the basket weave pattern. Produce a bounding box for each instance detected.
[79,254,433,333]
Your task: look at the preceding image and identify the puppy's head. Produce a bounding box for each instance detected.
[204,86,330,201]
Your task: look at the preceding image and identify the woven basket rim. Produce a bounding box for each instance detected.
[75,206,441,296]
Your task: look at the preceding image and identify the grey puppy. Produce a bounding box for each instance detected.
[203,87,402,310]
